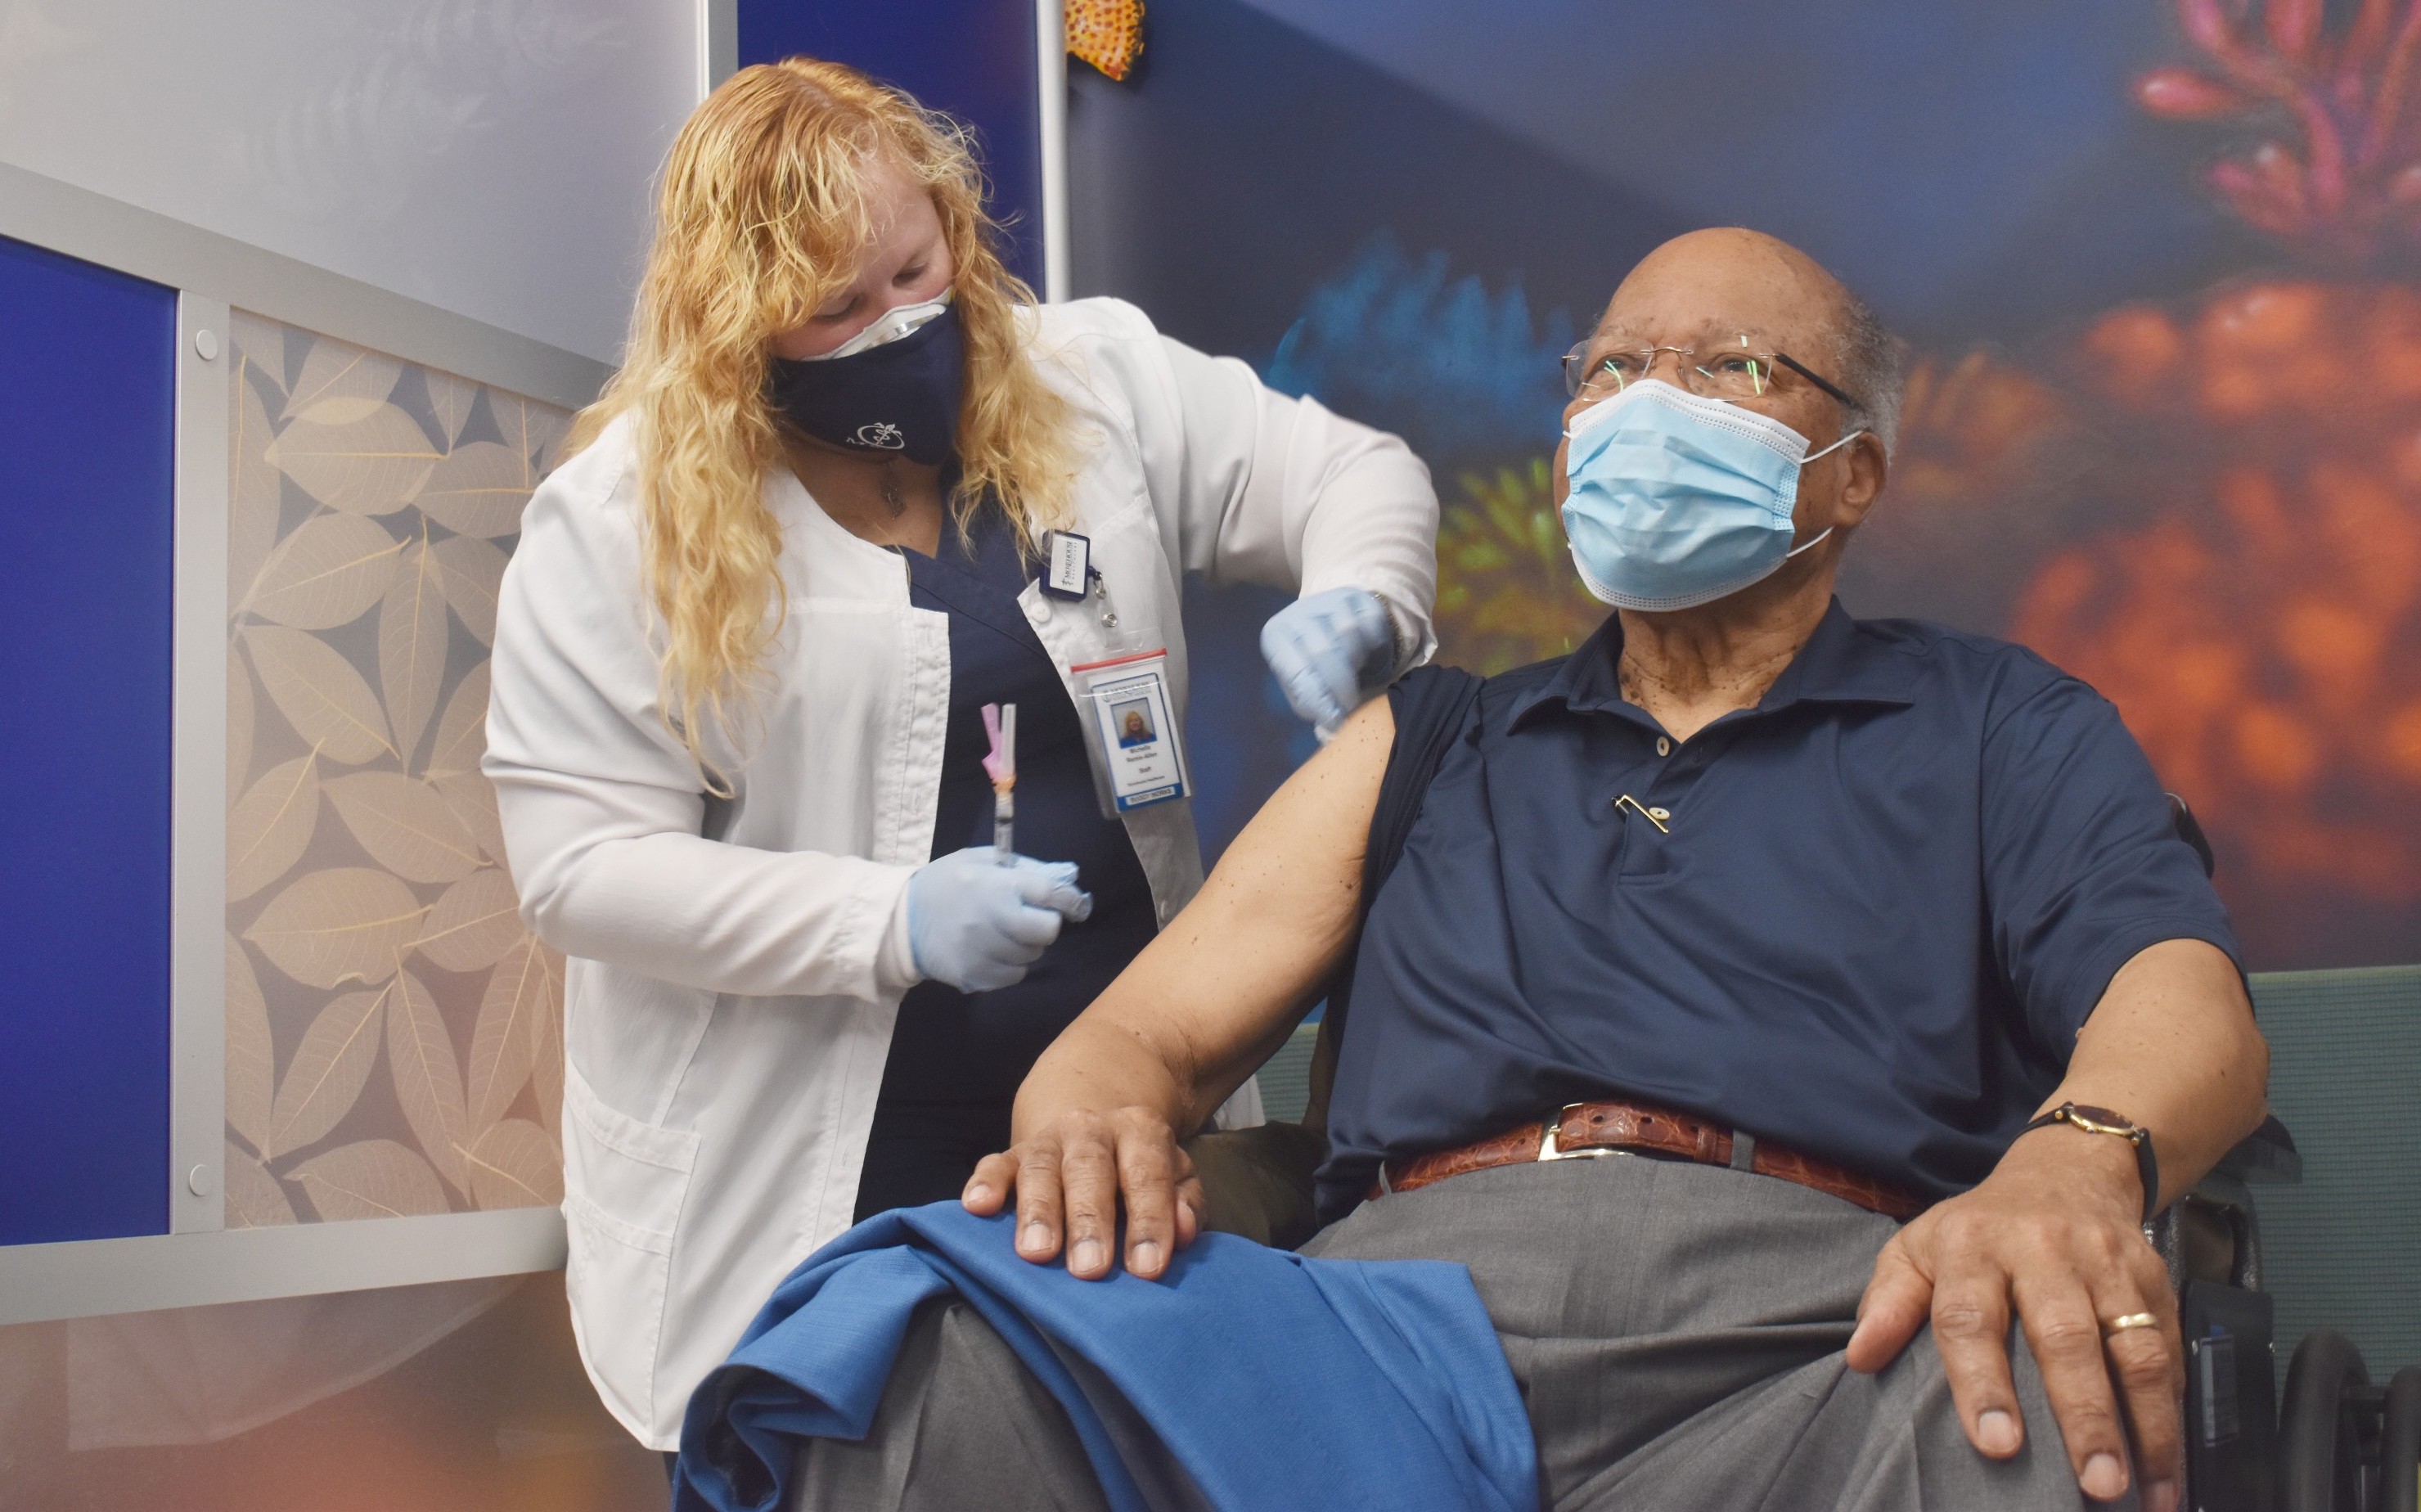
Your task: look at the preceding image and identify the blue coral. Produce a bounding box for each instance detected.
[1261,235,1576,464]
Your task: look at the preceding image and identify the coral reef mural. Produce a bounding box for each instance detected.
[1166,0,2421,967]
[1946,0,2421,966]
[2016,281,2421,965]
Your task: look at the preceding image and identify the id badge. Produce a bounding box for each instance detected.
[1072,649,1189,812]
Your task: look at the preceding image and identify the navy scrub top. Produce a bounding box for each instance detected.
[1316,601,2240,1222]
[854,506,1158,1219]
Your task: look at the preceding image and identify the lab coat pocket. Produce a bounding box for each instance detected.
[560,1061,700,1436]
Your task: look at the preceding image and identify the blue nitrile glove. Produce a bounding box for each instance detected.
[1261,586,1399,740]
[906,848,1094,992]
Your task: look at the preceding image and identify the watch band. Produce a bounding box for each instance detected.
[2022,1102,2161,1226]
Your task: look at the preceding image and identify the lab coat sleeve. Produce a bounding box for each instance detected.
[1072,300,1440,668]
[484,448,919,1003]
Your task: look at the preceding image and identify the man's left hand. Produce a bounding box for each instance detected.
[1845,1127,2182,1510]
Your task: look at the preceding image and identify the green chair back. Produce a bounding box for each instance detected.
[2250,965,2421,1380]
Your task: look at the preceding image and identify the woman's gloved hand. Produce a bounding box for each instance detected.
[1259,586,1399,740]
[907,848,1094,992]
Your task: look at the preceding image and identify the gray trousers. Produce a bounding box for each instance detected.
[790,1156,2126,1510]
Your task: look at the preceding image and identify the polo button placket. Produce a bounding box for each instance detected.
[1632,730,1721,858]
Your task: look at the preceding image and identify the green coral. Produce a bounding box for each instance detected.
[1433,457,1608,675]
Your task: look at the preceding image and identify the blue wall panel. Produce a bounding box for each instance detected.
[737,0,1046,289]
[0,234,177,1245]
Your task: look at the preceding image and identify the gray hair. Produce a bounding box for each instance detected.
[1830,289,1907,457]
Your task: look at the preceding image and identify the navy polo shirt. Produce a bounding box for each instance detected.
[1316,600,2239,1221]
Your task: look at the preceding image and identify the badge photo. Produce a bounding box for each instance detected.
[1070,649,1189,812]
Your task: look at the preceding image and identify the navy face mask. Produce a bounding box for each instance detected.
[766,301,964,467]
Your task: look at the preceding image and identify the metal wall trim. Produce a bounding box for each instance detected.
[0,160,612,414]
[1035,0,1072,304]
[700,0,738,95]
[0,1208,568,1326]
[682,1,1065,296]
[169,294,232,1236]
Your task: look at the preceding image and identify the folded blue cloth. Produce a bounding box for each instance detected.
[673,1202,1537,1512]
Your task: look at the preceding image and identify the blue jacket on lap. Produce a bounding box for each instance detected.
[672,1202,1537,1512]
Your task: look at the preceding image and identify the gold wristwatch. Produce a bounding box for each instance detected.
[2022,1103,2160,1226]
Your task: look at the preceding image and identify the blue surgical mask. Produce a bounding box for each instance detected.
[767,293,962,467]
[1559,379,1861,611]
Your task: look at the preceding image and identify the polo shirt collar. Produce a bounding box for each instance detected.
[1510,597,1921,731]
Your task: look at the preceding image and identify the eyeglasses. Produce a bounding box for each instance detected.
[1562,330,1861,412]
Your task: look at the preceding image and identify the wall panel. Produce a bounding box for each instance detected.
[737,0,1055,291]
[0,234,178,1246]
[0,164,606,1319]
[220,313,571,1231]
[0,0,695,362]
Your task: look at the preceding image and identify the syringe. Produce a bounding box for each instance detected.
[981,702,1016,862]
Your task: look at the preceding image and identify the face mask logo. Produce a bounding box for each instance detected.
[1559,380,1861,612]
[854,422,906,450]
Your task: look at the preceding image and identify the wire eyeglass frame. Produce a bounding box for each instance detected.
[1562,335,1863,414]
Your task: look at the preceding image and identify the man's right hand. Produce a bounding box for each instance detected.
[957,696,1398,1282]
[961,1107,1206,1280]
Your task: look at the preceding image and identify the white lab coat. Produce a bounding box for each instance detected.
[484,296,1438,1449]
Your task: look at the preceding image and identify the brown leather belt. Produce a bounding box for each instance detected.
[1369,1098,1930,1221]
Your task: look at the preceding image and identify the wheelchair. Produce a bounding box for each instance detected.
[1200,794,2421,1512]
[2158,797,2419,1512]
[2156,1100,2420,1512]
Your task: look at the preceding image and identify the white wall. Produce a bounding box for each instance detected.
[0,0,700,362]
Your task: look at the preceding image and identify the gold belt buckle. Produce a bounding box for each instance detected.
[1537,1103,1620,1162]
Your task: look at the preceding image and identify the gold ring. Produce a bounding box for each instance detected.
[2103,1312,2159,1336]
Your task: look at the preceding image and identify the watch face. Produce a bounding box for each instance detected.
[2064,1104,2144,1140]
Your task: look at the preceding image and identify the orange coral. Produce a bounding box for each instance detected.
[1068,0,1144,83]
[2014,281,2421,908]
[1836,348,2081,628]
[1879,349,2073,520]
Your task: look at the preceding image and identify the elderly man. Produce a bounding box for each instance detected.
[794,229,2267,1511]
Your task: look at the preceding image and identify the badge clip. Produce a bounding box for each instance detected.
[1039,529,1094,601]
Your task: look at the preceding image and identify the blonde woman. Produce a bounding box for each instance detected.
[484,57,1438,1451]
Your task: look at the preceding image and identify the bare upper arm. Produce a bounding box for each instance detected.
[1089,694,1396,1095]
[1193,691,1392,930]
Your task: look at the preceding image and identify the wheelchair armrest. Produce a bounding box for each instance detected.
[2211,1114,2302,1185]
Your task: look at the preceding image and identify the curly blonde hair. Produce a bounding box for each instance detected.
[566,57,1078,778]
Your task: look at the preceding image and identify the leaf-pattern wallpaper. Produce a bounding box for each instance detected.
[223,312,570,1228]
